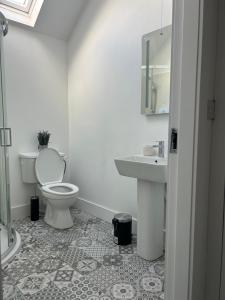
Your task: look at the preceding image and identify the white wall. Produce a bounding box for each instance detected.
[68,0,172,218]
[4,24,68,214]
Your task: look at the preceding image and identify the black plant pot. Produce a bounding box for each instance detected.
[38,144,48,151]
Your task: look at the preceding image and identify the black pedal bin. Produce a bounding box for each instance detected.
[112,213,132,245]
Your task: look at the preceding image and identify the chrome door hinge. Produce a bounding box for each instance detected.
[207,99,216,120]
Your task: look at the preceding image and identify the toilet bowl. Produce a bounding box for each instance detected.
[35,148,79,229]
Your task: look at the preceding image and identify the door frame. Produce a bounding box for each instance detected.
[221,215,225,299]
[165,0,218,299]
[205,0,225,299]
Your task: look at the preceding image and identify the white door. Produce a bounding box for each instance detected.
[166,0,202,297]
[166,0,218,299]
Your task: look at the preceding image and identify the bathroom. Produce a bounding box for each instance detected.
[0,0,222,299]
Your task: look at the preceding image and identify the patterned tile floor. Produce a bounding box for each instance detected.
[2,209,164,300]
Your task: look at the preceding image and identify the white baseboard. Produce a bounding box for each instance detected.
[11,198,137,234]
[11,204,30,220]
[75,196,137,234]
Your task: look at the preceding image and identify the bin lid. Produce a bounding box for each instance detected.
[114,213,132,223]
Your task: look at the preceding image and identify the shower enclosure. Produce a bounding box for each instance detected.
[0,12,20,266]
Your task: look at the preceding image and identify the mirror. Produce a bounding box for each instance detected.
[141,25,172,115]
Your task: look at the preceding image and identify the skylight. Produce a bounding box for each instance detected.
[9,0,26,3]
[0,0,44,27]
[0,0,33,13]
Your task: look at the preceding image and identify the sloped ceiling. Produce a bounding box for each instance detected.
[34,0,89,41]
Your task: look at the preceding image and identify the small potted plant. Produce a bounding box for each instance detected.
[37,130,51,151]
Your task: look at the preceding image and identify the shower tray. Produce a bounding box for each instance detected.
[0,224,21,265]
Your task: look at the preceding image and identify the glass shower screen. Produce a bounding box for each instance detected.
[0,11,14,260]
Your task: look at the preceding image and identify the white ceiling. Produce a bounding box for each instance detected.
[34,0,89,41]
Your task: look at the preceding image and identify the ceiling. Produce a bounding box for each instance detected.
[33,0,89,41]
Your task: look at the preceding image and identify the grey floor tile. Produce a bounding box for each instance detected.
[3,209,164,299]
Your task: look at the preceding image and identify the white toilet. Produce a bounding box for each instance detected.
[20,148,79,229]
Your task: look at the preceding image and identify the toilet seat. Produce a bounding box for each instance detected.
[42,182,79,197]
[35,148,65,186]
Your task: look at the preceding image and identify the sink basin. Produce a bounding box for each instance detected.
[114,154,168,261]
[115,155,167,183]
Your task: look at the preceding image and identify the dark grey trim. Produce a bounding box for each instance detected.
[0,12,8,36]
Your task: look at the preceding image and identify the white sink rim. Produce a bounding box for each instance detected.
[115,154,167,165]
[114,154,167,183]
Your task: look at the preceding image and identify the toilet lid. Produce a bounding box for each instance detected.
[35,148,65,185]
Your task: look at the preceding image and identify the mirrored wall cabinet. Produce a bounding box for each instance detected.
[141,25,172,115]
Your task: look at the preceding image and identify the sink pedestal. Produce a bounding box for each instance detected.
[137,179,165,260]
[114,155,167,261]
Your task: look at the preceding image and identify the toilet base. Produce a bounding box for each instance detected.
[44,203,73,229]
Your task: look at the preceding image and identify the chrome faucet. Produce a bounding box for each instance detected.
[153,141,165,158]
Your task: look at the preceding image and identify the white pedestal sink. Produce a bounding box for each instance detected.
[114,155,167,261]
